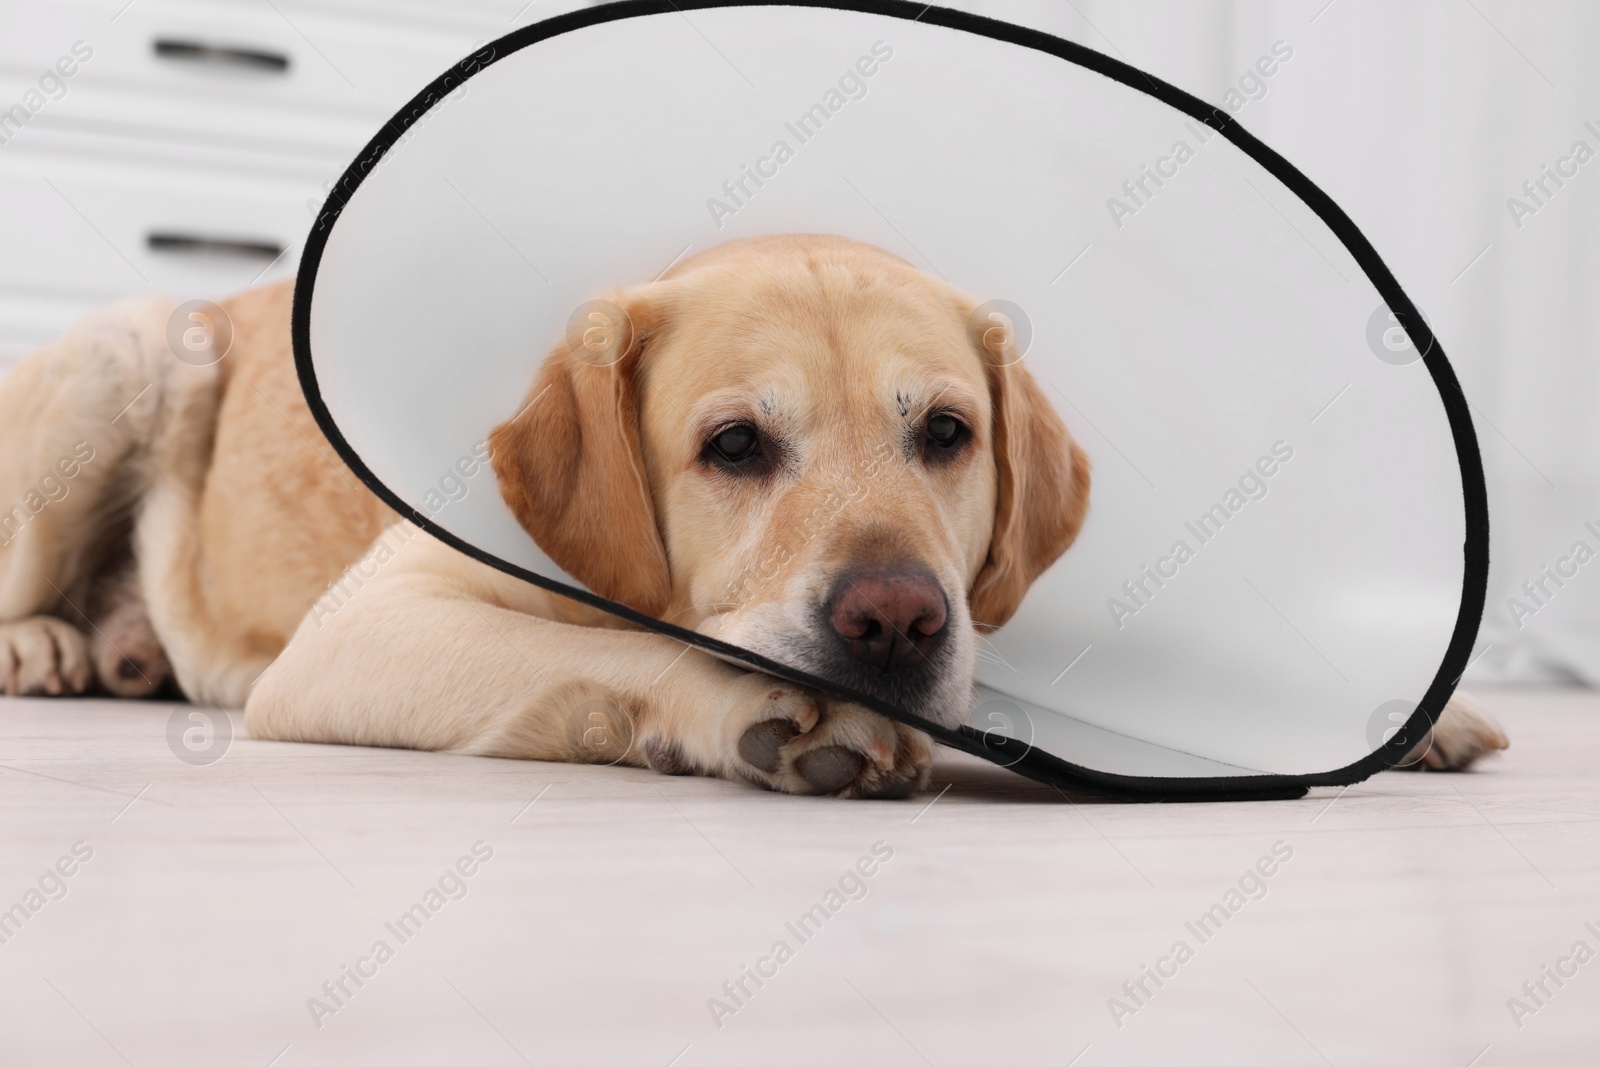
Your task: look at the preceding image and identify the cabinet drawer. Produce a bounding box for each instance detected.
[0,168,306,304]
[0,0,512,153]
[0,0,610,372]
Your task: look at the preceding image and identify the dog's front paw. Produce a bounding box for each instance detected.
[1400,692,1509,771]
[0,616,91,697]
[730,684,932,799]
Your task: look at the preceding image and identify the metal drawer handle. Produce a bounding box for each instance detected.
[147,232,286,260]
[152,38,290,73]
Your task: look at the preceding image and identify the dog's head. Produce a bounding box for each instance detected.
[489,235,1088,727]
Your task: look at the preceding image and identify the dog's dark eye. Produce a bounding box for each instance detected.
[927,414,961,445]
[706,423,760,464]
[924,413,969,455]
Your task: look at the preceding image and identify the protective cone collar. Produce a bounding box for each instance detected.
[294,0,1488,801]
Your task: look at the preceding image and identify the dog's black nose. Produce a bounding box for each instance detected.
[827,568,948,670]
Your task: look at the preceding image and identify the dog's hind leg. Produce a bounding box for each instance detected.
[0,297,211,697]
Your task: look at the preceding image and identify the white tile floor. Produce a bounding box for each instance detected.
[0,687,1595,1066]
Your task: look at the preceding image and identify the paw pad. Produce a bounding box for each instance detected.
[645,736,693,775]
[738,718,798,773]
[794,746,864,793]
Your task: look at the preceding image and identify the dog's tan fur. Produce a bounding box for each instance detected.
[0,235,1504,793]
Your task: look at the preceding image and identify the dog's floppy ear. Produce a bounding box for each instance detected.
[968,315,1091,631]
[488,288,672,616]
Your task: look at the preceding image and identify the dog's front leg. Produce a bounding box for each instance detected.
[245,529,931,797]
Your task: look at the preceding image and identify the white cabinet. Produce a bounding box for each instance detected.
[0,0,597,369]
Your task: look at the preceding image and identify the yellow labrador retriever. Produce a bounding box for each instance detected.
[0,234,1504,793]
